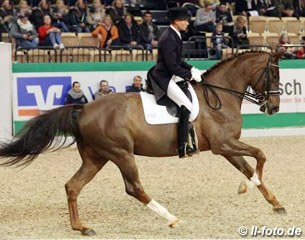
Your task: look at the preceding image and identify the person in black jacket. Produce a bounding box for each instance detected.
[65,81,88,105]
[139,11,159,52]
[126,75,144,92]
[152,7,202,158]
[118,13,142,50]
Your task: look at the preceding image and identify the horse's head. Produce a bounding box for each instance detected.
[250,51,284,115]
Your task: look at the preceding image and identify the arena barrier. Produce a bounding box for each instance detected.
[1,44,305,137]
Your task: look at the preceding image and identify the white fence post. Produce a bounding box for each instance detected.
[0,43,13,139]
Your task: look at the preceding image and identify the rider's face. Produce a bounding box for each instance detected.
[175,19,189,32]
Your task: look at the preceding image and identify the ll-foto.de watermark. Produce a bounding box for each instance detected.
[238,226,302,237]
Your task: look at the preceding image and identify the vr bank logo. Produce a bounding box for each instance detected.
[17,76,71,116]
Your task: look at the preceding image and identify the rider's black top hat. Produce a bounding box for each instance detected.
[167,7,189,22]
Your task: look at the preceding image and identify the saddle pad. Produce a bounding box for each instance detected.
[140,82,199,125]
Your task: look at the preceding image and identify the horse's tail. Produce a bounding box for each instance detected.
[0,104,83,167]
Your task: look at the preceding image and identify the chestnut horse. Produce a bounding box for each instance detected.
[0,51,285,236]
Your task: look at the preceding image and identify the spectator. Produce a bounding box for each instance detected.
[38,15,65,49]
[231,15,249,48]
[295,36,305,59]
[65,81,88,104]
[16,0,32,16]
[235,0,260,16]
[92,14,119,48]
[282,4,298,17]
[51,0,70,32]
[194,0,216,33]
[108,0,127,25]
[94,80,112,99]
[139,10,159,52]
[295,0,305,16]
[118,13,142,50]
[10,12,39,48]
[258,0,281,17]
[216,2,233,35]
[86,0,106,31]
[0,0,15,31]
[211,22,228,59]
[126,75,144,92]
[276,33,297,59]
[67,5,90,33]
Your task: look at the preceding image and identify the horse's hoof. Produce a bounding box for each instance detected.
[238,181,247,194]
[82,228,97,236]
[273,207,287,214]
[168,218,179,228]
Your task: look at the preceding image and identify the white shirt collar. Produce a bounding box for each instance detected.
[170,24,181,40]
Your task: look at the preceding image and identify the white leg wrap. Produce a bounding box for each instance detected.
[147,199,178,225]
[246,172,261,189]
[250,172,261,186]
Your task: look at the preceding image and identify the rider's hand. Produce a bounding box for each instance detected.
[191,67,202,82]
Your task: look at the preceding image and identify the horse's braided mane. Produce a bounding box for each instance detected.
[202,50,269,77]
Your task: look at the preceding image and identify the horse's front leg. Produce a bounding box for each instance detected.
[211,138,286,214]
[223,155,285,213]
[212,138,266,181]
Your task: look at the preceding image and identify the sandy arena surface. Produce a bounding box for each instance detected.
[0,136,305,239]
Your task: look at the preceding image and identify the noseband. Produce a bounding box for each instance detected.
[252,55,280,106]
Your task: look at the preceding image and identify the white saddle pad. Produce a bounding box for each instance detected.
[140,82,199,125]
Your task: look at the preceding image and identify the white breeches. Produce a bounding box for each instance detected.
[167,79,193,112]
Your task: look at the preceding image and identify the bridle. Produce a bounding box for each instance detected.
[200,54,280,110]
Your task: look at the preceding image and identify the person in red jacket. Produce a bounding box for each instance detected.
[38,15,65,49]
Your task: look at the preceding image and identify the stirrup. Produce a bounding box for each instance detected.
[178,143,197,158]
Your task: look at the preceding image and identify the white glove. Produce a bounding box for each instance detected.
[191,67,202,82]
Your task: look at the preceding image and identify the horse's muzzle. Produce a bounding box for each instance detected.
[260,103,279,115]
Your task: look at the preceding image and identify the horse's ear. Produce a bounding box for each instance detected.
[272,50,285,61]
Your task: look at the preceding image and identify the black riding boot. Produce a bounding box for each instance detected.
[178,106,197,158]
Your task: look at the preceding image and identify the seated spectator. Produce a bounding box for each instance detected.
[295,36,305,59]
[282,5,298,17]
[51,0,70,32]
[10,12,39,48]
[211,22,228,59]
[108,0,127,25]
[139,10,159,52]
[38,15,65,49]
[92,14,119,48]
[276,33,297,59]
[258,0,281,17]
[0,0,16,31]
[65,81,88,104]
[295,0,305,16]
[118,13,142,50]
[94,80,112,99]
[216,2,233,35]
[194,0,216,33]
[235,0,260,16]
[16,0,32,16]
[66,0,90,33]
[67,5,90,33]
[29,5,45,30]
[230,15,249,48]
[86,0,106,31]
[126,75,144,92]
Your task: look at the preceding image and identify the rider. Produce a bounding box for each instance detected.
[152,7,202,158]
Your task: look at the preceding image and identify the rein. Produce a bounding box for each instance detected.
[200,55,279,110]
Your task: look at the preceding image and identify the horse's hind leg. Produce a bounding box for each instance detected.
[114,154,179,227]
[223,155,286,213]
[65,144,108,236]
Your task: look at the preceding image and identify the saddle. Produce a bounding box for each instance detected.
[146,67,192,118]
